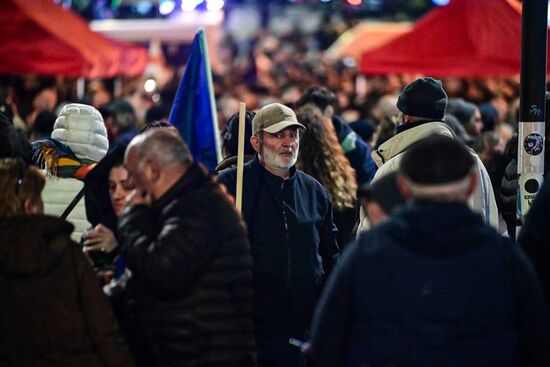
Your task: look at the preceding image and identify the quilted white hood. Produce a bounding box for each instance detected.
[51,103,108,162]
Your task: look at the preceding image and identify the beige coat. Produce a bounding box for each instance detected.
[357,122,499,234]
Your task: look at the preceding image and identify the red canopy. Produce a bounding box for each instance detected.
[0,0,147,78]
[360,0,547,77]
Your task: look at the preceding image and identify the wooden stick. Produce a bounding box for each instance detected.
[235,102,246,212]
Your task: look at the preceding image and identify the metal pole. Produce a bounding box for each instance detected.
[517,0,548,237]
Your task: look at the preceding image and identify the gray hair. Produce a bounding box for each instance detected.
[129,129,192,171]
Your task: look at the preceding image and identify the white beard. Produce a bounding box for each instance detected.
[261,144,298,171]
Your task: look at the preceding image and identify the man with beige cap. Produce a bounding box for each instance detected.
[218,103,339,367]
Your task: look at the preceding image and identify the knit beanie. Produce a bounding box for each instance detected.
[51,103,108,163]
[396,77,448,120]
[447,98,477,126]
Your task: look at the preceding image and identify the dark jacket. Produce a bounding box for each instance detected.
[118,163,256,367]
[332,115,377,187]
[518,176,550,306]
[218,156,339,366]
[310,201,550,367]
[0,215,133,367]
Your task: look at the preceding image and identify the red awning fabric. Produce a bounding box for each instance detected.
[0,0,147,78]
[360,0,547,77]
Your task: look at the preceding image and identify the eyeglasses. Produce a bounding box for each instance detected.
[14,159,26,196]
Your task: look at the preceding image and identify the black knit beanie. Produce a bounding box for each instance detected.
[397,77,448,120]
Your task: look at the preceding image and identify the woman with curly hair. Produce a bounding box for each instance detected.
[296,110,359,248]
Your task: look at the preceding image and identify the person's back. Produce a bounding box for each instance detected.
[0,159,133,367]
[310,136,550,367]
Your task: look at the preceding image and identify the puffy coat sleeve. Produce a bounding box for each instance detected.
[71,244,135,367]
[117,193,224,295]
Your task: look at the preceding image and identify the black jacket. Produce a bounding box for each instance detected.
[118,164,256,367]
[311,201,550,367]
[0,215,133,367]
[518,176,550,306]
[218,156,338,365]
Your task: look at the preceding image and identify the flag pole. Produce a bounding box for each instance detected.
[235,102,246,212]
[198,28,223,164]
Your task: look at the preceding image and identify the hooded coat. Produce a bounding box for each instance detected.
[0,215,133,367]
[311,201,550,367]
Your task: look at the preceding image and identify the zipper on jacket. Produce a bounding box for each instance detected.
[281,181,291,281]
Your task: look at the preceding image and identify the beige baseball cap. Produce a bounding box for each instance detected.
[252,103,306,135]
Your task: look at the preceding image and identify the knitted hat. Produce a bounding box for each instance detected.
[51,103,108,163]
[397,77,448,120]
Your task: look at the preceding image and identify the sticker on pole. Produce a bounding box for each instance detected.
[523,133,544,155]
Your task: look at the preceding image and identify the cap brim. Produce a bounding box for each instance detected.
[262,120,306,134]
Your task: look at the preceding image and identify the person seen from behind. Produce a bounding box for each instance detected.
[309,136,550,367]
[0,158,134,367]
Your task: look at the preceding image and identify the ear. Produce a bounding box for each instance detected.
[23,198,43,215]
[250,135,261,153]
[396,174,413,201]
[147,160,162,182]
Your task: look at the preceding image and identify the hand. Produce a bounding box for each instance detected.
[83,224,118,254]
[125,189,153,208]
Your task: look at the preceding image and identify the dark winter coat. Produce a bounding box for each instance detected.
[310,201,550,367]
[218,156,339,366]
[0,215,134,367]
[117,163,256,367]
[518,176,550,306]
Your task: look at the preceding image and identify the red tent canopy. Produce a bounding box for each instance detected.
[360,0,548,77]
[0,0,147,78]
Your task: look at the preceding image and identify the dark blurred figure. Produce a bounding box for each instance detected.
[106,99,139,151]
[215,109,256,172]
[447,98,483,142]
[357,172,405,227]
[297,110,358,248]
[29,110,56,141]
[296,86,377,187]
[480,102,499,132]
[518,176,550,306]
[144,104,169,125]
[0,158,134,367]
[0,111,32,163]
[309,136,550,367]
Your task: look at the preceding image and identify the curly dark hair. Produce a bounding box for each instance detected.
[296,109,357,210]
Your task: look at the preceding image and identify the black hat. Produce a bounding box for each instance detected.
[399,135,475,185]
[397,77,448,120]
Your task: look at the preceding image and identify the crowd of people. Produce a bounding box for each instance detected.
[1,20,550,367]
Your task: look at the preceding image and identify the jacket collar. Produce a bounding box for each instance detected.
[372,121,455,167]
[152,163,210,211]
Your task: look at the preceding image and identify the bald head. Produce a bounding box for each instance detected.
[125,129,193,200]
[127,129,192,169]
